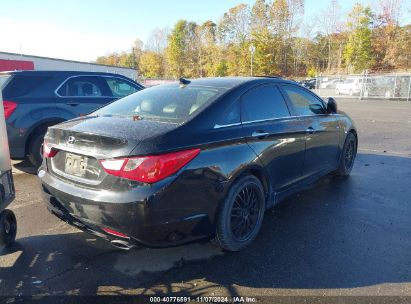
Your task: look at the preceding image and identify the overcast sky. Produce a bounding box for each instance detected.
[1,0,409,62]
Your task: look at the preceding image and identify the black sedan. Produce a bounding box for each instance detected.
[39,77,357,252]
[300,78,317,89]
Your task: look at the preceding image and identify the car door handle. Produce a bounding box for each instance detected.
[306,127,316,134]
[66,102,80,106]
[251,131,270,138]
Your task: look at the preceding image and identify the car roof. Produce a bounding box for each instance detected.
[172,76,293,90]
[0,70,133,79]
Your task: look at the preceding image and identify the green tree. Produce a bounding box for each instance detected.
[166,20,188,77]
[251,29,280,76]
[95,0,411,78]
[165,20,202,78]
[218,4,251,76]
[343,3,374,73]
[139,52,164,78]
[250,0,269,33]
[393,25,411,69]
[199,21,222,76]
[218,4,251,45]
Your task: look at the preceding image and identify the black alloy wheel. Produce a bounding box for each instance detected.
[344,139,355,171]
[213,175,265,251]
[335,132,357,176]
[230,184,262,242]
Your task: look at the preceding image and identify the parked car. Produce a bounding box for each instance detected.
[335,77,370,96]
[0,88,17,247]
[1,70,144,167]
[363,76,409,99]
[39,77,358,252]
[300,78,317,89]
[320,79,343,89]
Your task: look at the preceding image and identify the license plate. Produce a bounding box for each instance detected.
[64,153,87,177]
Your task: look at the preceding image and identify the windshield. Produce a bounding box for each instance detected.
[94,84,226,123]
[0,75,11,89]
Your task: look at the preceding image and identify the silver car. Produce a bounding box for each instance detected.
[0,88,16,247]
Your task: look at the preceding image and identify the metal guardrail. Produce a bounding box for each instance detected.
[313,73,411,101]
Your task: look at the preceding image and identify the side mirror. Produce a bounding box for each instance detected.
[326,97,337,114]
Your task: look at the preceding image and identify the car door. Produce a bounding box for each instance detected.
[241,84,306,192]
[281,85,340,179]
[56,76,116,118]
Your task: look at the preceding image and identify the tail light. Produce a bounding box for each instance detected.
[100,148,200,183]
[43,141,58,158]
[102,228,129,239]
[3,101,17,119]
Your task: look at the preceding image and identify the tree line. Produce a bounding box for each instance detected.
[95,0,411,78]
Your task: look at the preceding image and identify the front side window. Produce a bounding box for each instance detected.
[241,85,290,122]
[283,86,326,116]
[57,77,105,97]
[94,84,226,123]
[105,78,139,97]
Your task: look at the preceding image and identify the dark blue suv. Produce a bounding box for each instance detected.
[0,70,143,167]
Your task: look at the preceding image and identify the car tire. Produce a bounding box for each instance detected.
[0,209,17,247]
[212,175,265,252]
[335,132,357,177]
[27,128,47,168]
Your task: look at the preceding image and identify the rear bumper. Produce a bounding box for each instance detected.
[39,169,217,248]
[0,170,15,210]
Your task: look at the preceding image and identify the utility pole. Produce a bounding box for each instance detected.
[249,45,256,76]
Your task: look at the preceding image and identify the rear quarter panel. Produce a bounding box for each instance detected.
[335,112,358,155]
[0,90,11,172]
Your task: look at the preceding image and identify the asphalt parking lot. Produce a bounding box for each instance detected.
[1,99,411,300]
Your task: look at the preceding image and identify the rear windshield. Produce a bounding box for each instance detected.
[94,84,226,123]
[3,75,50,98]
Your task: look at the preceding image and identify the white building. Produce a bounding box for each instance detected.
[0,51,137,80]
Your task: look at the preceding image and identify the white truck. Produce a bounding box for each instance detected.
[0,87,16,246]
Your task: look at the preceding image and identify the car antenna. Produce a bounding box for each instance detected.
[179,77,191,87]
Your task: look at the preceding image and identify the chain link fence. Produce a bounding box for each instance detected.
[140,74,411,101]
[313,73,411,101]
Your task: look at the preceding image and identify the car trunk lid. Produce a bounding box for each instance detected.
[45,115,179,185]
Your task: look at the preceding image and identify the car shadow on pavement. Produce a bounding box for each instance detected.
[12,159,37,175]
[1,153,411,297]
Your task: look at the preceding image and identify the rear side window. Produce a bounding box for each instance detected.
[241,85,290,122]
[283,86,326,116]
[94,84,226,123]
[57,76,107,97]
[216,100,240,126]
[3,76,50,98]
[105,78,139,97]
[0,75,11,89]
